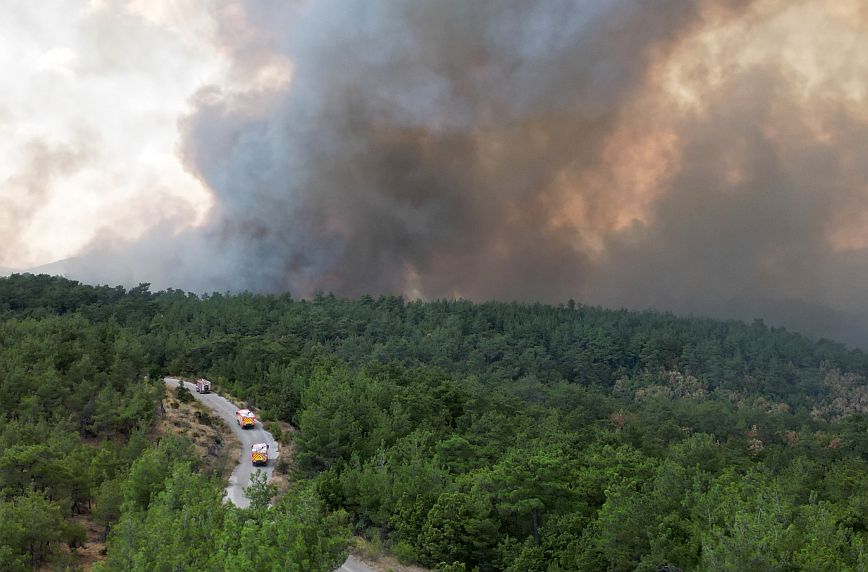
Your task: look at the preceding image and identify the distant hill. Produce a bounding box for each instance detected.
[25,257,78,276]
[1,272,865,409]
[10,255,868,349]
[0,257,85,280]
[0,258,78,277]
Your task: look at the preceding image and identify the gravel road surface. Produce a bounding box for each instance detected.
[163,378,375,572]
[164,377,277,509]
[338,556,377,572]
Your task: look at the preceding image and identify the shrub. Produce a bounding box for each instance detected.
[267,421,283,442]
[392,541,418,564]
[176,385,194,404]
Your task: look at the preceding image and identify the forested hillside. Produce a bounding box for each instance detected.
[1,274,866,570]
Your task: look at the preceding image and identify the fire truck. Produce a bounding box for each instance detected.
[195,378,211,394]
[251,443,269,466]
[235,409,256,429]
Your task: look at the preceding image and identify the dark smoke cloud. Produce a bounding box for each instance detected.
[591,27,868,344]
[178,0,743,294]
[63,0,868,347]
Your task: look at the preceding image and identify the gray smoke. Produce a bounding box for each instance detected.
[0,137,93,267]
[65,0,868,347]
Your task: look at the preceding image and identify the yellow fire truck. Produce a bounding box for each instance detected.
[251,443,268,466]
[235,409,256,429]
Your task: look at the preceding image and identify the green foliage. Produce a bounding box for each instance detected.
[93,479,124,536]
[175,383,194,404]
[0,490,65,569]
[100,463,348,571]
[1,274,867,570]
[266,420,284,442]
[123,436,197,511]
[245,469,277,511]
[418,490,499,566]
[392,540,418,564]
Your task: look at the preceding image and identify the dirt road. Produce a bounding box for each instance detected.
[163,378,376,572]
[164,377,277,509]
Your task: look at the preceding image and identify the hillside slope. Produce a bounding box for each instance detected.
[1,274,866,571]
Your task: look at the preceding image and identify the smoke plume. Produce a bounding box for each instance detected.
[52,1,868,345]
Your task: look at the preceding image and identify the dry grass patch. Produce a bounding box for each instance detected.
[159,388,242,478]
[347,538,434,572]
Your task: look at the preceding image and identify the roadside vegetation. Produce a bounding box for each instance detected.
[1,273,866,570]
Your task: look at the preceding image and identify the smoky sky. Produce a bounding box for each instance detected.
[37,0,868,346]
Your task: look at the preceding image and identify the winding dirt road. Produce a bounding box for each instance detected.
[164,377,278,508]
[163,378,375,572]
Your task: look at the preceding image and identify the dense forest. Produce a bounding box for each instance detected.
[1,273,866,571]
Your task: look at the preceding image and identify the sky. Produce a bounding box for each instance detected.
[0,0,218,268]
[2,0,868,346]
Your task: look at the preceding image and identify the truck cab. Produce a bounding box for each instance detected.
[195,378,211,393]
